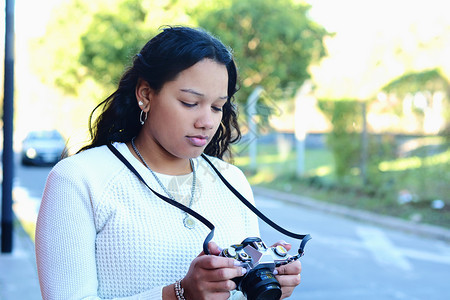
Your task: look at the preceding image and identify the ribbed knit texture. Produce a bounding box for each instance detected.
[35,143,259,299]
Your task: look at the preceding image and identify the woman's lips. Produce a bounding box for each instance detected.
[187,135,208,147]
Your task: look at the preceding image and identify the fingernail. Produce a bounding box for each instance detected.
[241,268,247,275]
[218,246,223,252]
[273,270,279,275]
[234,260,242,266]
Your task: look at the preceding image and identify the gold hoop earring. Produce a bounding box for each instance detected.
[140,110,148,125]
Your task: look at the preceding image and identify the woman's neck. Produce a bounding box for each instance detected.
[127,138,192,175]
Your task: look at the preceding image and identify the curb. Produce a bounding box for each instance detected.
[252,186,450,243]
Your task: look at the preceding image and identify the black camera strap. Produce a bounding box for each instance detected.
[107,144,311,256]
[200,154,311,257]
[107,143,215,254]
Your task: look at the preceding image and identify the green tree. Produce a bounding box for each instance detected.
[32,0,328,102]
[319,100,397,193]
[79,0,149,90]
[382,69,450,135]
[191,0,329,103]
[29,0,329,139]
[30,0,197,98]
[78,0,204,92]
[382,69,450,96]
[318,100,363,180]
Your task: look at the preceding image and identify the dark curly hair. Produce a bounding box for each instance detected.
[78,26,241,159]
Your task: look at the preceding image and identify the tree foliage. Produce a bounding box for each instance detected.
[382,68,450,135]
[318,100,363,180]
[318,100,397,192]
[30,0,99,95]
[30,0,197,97]
[30,0,329,104]
[79,0,149,90]
[192,0,329,102]
[382,69,450,97]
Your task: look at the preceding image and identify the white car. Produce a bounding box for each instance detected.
[21,130,67,166]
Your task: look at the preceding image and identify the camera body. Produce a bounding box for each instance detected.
[220,237,296,300]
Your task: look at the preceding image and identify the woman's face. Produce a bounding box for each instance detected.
[142,59,228,160]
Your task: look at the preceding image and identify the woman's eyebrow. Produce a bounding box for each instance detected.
[180,88,228,100]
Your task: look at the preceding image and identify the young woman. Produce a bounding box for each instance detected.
[35,26,302,300]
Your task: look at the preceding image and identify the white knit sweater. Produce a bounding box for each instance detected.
[35,143,260,299]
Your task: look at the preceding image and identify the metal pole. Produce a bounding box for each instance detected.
[247,86,263,171]
[2,0,15,253]
[360,101,368,186]
[295,80,312,177]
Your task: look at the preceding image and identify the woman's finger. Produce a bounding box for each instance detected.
[275,260,302,276]
[197,241,222,256]
[270,240,292,251]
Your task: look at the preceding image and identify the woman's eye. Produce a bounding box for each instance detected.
[181,101,196,108]
[212,106,223,112]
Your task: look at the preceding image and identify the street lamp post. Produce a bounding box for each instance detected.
[2,0,15,253]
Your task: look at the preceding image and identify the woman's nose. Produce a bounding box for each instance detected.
[194,111,215,130]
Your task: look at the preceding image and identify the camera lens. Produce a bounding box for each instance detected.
[240,268,282,300]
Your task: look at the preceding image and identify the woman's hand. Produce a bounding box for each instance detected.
[181,242,246,300]
[271,241,302,299]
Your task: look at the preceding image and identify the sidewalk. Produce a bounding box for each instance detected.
[253,186,450,242]
[0,219,41,300]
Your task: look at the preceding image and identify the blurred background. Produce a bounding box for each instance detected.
[6,0,448,229]
[1,0,449,299]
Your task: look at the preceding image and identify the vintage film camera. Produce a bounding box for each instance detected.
[220,237,307,300]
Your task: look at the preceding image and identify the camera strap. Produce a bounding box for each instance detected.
[201,154,311,257]
[107,143,215,254]
[107,144,311,256]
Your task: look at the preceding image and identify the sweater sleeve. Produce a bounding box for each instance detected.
[35,161,164,300]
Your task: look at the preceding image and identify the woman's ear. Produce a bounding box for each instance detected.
[135,79,153,112]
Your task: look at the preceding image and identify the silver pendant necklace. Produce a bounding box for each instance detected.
[131,137,197,229]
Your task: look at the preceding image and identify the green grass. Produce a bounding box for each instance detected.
[231,143,450,229]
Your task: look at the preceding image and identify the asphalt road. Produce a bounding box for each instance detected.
[13,161,450,300]
[255,195,450,300]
